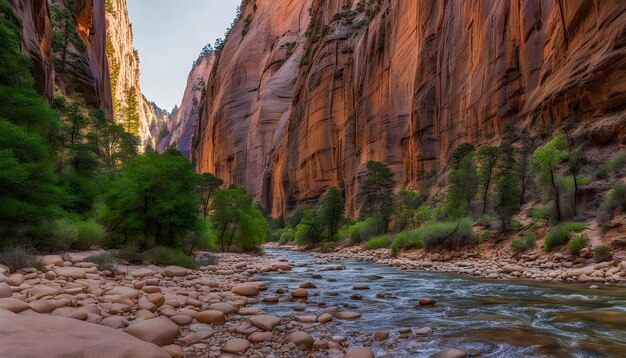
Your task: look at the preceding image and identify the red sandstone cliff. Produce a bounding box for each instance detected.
[191,0,626,217]
[157,48,215,157]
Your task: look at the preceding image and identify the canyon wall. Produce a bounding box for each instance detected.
[105,0,155,147]
[190,0,626,217]
[157,48,214,157]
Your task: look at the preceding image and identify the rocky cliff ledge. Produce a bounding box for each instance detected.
[190,0,626,217]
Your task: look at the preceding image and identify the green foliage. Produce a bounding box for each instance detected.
[533,133,568,221]
[511,232,536,253]
[84,252,116,273]
[365,235,391,250]
[211,186,266,251]
[0,246,39,271]
[0,2,35,89]
[357,161,396,232]
[319,241,336,253]
[143,246,195,268]
[594,245,612,263]
[295,209,324,245]
[74,219,105,250]
[543,222,586,251]
[568,235,587,255]
[476,146,500,215]
[420,218,474,250]
[346,217,382,244]
[601,181,626,214]
[447,146,478,218]
[102,151,199,249]
[196,172,223,218]
[287,208,305,228]
[319,187,344,240]
[390,229,423,255]
[394,189,421,231]
[114,244,141,263]
[122,86,140,136]
[105,0,114,13]
[413,204,438,227]
[279,228,294,245]
[495,141,521,230]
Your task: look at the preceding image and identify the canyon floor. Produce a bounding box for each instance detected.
[1,245,626,358]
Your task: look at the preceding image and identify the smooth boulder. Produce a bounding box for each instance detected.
[124,316,180,346]
[346,348,376,358]
[195,310,226,325]
[249,314,281,331]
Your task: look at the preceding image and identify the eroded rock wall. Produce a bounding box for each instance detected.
[157,50,214,157]
[194,0,626,217]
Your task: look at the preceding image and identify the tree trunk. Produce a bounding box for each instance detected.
[550,169,562,221]
[482,170,492,215]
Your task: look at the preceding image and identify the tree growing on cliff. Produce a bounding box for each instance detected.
[123,86,140,136]
[319,187,344,240]
[210,186,266,251]
[533,133,568,221]
[357,161,396,232]
[476,146,500,215]
[446,144,478,219]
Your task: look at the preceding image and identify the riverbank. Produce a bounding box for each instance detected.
[0,249,392,358]
[265,242,626,286]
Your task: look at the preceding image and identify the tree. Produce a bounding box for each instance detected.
[196,173,223,218]
[446,145,478,218]
[476,146,500,215]
[495,141,521,231]
[533,133,568,221]
[517,128,535,205]
[395,189,422,230]
[210,186,266,251]
[357,161,396,232]
[563,129,581,216]
[287,208,305,228]
[319,187,344,240]
[88,108,138,169]
[102,151,199,248]
[123,86,140,136]
[295,209,324,245]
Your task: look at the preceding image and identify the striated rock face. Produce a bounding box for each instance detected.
[105,0,154,147]
[8,0,54,99]
[195,0,626,217]
[193,0,313,205]
[48,0,112,117]
[157,49,214,157]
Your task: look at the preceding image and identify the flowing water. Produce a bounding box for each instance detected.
[255,248,626,357]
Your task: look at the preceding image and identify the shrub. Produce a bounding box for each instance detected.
[269,228,284,242]
[390,229,423,255]
[568,235,587,255]
[601,181,626,213]
[47,217,80,252]
[596,162,611,179]
[543,222,586,251]
[142,246,195,268]
[421,218,474,250]
[611,152,626,174]
[74,219,106,250]
[279,228,294,245]
[85,252,117,273]
[511,220,523,230]
[320,241,336,253]
[0,247,40,271]
[475,230,492,243]
[476,215,496,229]
[195,255,218,266]
[594,245,612,263]
[511,232,536,253]
[365,235,391,250]
[115,244,141,263]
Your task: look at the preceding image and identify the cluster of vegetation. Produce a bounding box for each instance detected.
[0,2,267,271]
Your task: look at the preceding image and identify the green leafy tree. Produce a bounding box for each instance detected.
[287,208,305,228]
[395,189,422,230]
[319,187,344,240]
[102,151,199,248]
[446,144,478,218]
[563,129,581,215]
[210,186,266,251]
[517,128,535,205]
[196,173,223,218]
[533,133,568,221]
[476,146,500,215]
[495,141,521,231]
[357,161,396,232]
[88,108,138,169]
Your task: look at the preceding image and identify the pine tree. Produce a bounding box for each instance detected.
[123,86,140,136]
[357,161,396,232]
[319,186,344,240]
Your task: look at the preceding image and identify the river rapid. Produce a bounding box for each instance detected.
[255,248,626,357]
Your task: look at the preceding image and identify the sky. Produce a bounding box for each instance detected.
[127,0,239,111]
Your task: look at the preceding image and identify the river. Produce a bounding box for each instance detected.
[255,248,626,357]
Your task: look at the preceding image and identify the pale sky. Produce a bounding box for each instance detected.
[127,0,239,111]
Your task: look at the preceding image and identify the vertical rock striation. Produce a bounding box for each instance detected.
[193,0,626,217]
